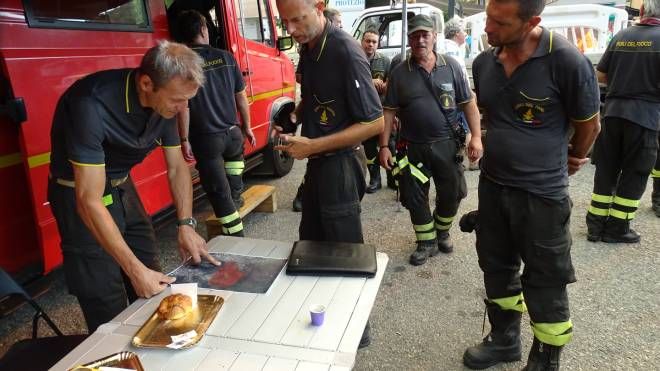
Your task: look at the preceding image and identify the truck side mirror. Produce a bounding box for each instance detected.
[277,36,294,51]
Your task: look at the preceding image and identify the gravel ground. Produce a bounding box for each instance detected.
[0,160,658,370]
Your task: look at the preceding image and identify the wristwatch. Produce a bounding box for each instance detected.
[176,217,197,229]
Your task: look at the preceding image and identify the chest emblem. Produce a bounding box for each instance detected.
[515,91,550,125]
[313,95,336,125]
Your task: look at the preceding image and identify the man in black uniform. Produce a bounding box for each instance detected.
[361,29,391,193]
[463,1,600,369]
[48,41,221,332]
[176,10,256,237]
[380,15,483,266]
[275,0,384,347]
[586,2,660,243]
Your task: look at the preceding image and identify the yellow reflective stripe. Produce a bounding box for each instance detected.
[415,231,436,241]
[125,70,132,113]
[0,152,22,169]
[69,160,105,167]
[609,209,635,220]
[490,294,527,312]
[392,167,400,176]
[435,222,452,231]
[613,196,640,208]
[531,321,573,347]
[366,157,375,165]
[588,206,609,217]
[591,193,613,203]
[102,194,113,206]
[652,169,660,178]
[161,145,181,149]
[397,156,409,168]
[226,169,243,175]
[28,152,51,168]
[409,165,429,183]
[413,222,434,232]
[219,211,240,224]
[225,161,245,169]
[222,222,244,235]
[434,215,454,224]
[248,86,296,104]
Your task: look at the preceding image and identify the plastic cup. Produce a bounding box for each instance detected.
[310,304,326,326]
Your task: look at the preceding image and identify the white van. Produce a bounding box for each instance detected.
[465,4,629,63]
[351,3,445,60]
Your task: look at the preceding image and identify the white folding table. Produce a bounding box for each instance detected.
[51,236,388,371]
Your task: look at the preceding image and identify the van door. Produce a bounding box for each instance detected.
[230,0,290,153]
[0,63,41,275]
[352,10,417,61]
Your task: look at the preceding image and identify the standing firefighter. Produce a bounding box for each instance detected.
[361,29,391,193]
[48,42,220,332]
[176,10,256,237]
[274,0,384,347]
[380,14,483,266]
[586,0,660,243]
[463,0,601,369]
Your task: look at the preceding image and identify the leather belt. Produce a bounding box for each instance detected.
[308,146,358,160]
[52,175,128,188]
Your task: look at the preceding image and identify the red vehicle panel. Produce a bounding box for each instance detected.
[0,0,296,278]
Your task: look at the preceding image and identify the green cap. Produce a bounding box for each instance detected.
[408,14,434,35]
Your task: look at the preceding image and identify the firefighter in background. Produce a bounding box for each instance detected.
[177,10,256,237]
[361,29,391,193]
[380,15,482,266]
[586,0,660,243]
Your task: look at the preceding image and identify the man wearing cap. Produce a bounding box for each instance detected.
[379,14,482,266]
[48,41,221,332]
[275,0,383,347]
[463,0,600,369]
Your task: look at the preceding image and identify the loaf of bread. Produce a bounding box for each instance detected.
[157,294,193,320]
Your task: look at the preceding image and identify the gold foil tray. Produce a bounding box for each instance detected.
[69,351,144,370]
[132,294,224,349]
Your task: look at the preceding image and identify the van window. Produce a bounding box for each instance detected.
[23,0,151,32]
[353,12,415,48]
[235,0,274,46]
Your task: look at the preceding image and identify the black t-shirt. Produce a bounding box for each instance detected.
[188,45,245,136]
[384,52,472,143]
[597,23,660,130]
[298,22,383,139]
[473,28,600,199]
[50,68,180,180]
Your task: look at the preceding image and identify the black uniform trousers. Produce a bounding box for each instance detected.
[588,117,658,228]
[300,150,365,243]
[48,178,160,333]
[399,138,467,242]
[476,176,576,325]
[190,127,245,236]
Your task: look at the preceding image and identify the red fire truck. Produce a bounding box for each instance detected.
[0,0,297,281]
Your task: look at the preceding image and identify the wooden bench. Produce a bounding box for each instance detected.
[205,185,277,239]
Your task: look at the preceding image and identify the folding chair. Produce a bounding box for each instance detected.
[0,268,87,371]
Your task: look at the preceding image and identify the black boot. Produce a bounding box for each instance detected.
[652,178,660,217]
[365,164,382,194]
[463,301,522,370]
[358,320,371,349]
[585,213,607,242]
[292,183,303,212]
[602,218,641,243]
[409,240,439,266]
[522,337,563,371]
[437,231,454,253]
